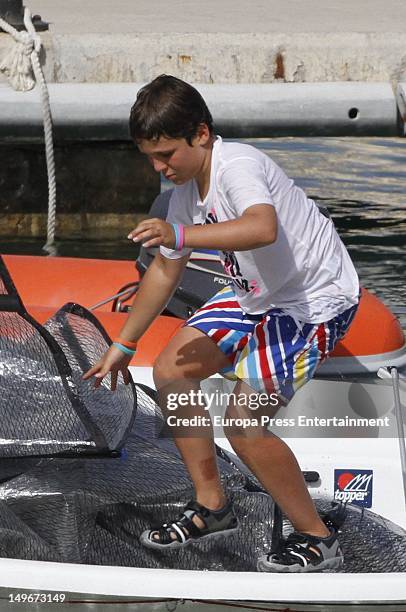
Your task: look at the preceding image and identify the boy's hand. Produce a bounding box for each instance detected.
[128,218,176,249]
[82,344,132,391]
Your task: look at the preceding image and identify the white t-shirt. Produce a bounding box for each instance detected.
[160,136,359,323]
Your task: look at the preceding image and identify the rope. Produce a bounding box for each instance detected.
[0,8,57,255]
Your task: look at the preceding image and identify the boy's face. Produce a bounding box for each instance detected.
[137,125,212,185]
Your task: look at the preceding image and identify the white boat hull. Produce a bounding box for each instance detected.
[0,366,404,608]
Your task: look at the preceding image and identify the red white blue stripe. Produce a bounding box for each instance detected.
[186,287,358,402]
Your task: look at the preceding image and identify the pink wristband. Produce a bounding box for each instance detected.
[172,223,185,251]
[177,224,185,250]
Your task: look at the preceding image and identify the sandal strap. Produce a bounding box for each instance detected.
[184,500,211,518]
[176,512,204,537]
[268,532,324,566]
[148,512,202,544]
[148,500,236,545]
[184,499,236,533]
[150,525,181,544]
[170,521,188,543]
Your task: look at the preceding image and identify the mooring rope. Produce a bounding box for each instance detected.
[0,8,57,255]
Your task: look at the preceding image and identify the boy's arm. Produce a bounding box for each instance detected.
[118,251,188,342]
[83,252,188,389]
[131,204,277,253]
[184,204,277,251]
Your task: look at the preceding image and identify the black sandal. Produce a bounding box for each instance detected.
[140,500,238,549]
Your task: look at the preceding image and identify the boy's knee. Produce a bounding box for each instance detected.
[153,353,202,390]
[223,406,251,448]
[223,404,274,449]
[152,356,175,390]
[224,429,246,453]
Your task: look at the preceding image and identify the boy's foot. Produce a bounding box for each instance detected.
[140,499,238,550]
[257,530,344,573]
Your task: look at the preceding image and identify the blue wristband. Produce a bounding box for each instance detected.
[172,223,180,250]
[171,223,186,250]
[113,342,136,356]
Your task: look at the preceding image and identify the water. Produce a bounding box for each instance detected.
[1,137,405,324]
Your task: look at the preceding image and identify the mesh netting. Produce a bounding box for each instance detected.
[0,257,136,458]
[0,388,405,572]
[0,387,276,570]
[44,304,136,452]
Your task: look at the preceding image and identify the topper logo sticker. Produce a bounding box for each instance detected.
[334,469,373,507]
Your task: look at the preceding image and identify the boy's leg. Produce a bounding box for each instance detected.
[153,325,231,511]
[220,304,358,571]
[224,379,329,537]
[152,325,328,541]
[222,304,358,540]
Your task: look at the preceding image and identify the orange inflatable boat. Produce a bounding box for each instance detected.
[2,253,405,375]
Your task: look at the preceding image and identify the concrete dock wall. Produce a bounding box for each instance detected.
[12,1,406,86]
[1,32,405,87]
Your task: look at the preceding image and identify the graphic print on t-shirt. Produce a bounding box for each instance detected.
[205,207,257,295]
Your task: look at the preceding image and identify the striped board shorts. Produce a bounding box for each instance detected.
[185,286,359,404]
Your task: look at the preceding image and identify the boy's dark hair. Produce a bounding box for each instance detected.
[129,75,214,145]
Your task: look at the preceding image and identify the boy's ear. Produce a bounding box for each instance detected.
[194,123,211,145]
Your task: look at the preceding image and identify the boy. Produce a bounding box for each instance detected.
[84,75,359,572]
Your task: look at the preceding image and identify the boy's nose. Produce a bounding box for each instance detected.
[152,158,167,173]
